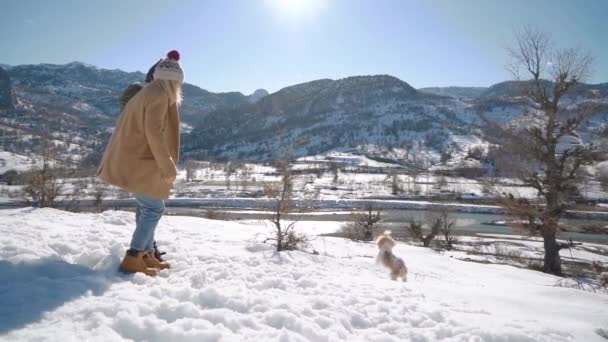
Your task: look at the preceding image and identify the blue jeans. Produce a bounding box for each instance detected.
[130,193,165,251]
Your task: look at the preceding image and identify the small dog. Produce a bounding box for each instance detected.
[376,231,408,282]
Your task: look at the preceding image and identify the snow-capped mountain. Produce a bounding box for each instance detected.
[183,75,480,161]
[184,75,608,162]
[0,63,258,161]
[418,86,488,99]
[4,62,254,123]
[1,61,606,166]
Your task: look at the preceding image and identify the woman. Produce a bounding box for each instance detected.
[97,50,183,276]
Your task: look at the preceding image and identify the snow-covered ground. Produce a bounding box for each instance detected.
[2,150,607,206]
[0,151,40,174]
[1,208,607,341]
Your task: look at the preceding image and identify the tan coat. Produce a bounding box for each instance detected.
[97,82,180,199]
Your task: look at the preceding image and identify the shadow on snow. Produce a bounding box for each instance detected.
[0,258,114,334]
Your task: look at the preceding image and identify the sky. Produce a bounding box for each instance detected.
[1,0,607,94]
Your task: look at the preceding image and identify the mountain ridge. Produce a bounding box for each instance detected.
[1,61,607,166]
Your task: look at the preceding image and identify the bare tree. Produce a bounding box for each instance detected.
[185,159,198,182]
[264,160,310,252]
[223,162,237,190]
[389,170,401,195]
[409,154,425,195]
[91,177,105,213]
[598,167,608,193]
[24,144,64,208]
[240,164,252,193]
[329,161,340,184]
[485,26,595,275]
[436,208,456,250]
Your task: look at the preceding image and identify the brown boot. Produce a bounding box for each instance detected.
[143,252,171,270]
[119,250,157,276]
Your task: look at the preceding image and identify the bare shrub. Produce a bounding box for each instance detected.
[340,205,382,241]
[0,170,19,185]
[205,208,222,220]
[527,260,544,272]
[407,217,439,248]
[64,178,88,213]
[507,249,524,262]
[466,146,485,160]
[489,243,524,262]
[592,261,608,288]
[408,209,456,249]
[600,273,608,289]
[490,243,508,257]
[598,167,608,193]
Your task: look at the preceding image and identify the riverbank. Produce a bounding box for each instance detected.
[3,197,608,220]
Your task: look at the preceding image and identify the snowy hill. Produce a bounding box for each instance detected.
[1,208,607,341]
[0,151,39,174]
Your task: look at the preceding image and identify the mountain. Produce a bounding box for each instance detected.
[419,86,487,99]
[248,89,269,103]
[183,75,481,161]
[184,75,608,162]
[0,62,606,168]
[0,66,14,110]
[480,80,608,99]
[5,62,250,124]
[0,62,252,161]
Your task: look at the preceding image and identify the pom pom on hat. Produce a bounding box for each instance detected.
[167,50,180,61]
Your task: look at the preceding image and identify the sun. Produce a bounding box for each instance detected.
[276,0,311,13]
[266,0,326,19]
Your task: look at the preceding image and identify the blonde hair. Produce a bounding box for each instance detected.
[157,79,182,105]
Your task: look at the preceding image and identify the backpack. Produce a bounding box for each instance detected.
[118,59,162,111]
[119,82,143,111]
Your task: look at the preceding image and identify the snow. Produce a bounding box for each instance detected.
[297,151,400,169]
[0,151,39,174]
[1,208,607,341]
[456,234,608,264]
